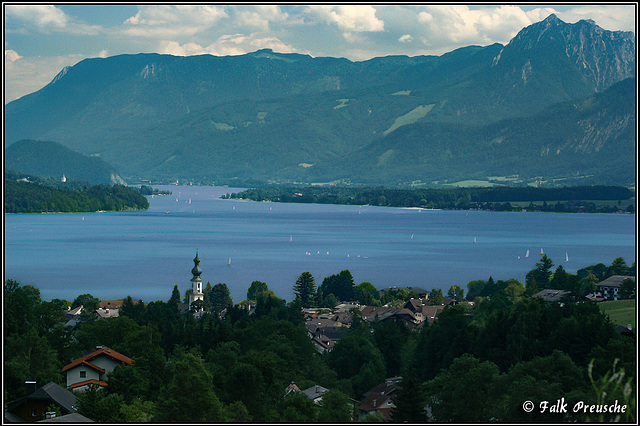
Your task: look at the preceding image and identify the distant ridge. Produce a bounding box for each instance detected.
[5,140,126,185]
[4,16,634,187]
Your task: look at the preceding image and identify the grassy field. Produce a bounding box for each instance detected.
[599,299,636,328]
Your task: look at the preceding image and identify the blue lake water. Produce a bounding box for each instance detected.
[3,185,636,303]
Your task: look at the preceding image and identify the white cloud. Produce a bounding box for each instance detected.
[4,4,102,35]
[416,5,535,46]
[122,5,228,38]
[5,49,23,62]
[307,5,384,33]
[5,5,68,29]
[399,34,413,43]
[235,5,290,31]
[555,5,636,32]
[159,33,298,58]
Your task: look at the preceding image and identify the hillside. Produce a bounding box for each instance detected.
[4,171,148,213]
[3,15,635,187]
[308,77,636,187]
[5,140,126,185]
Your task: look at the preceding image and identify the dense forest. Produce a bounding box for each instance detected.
[4,171,149,213]
[3,255,635,422]
[223,185,635,213]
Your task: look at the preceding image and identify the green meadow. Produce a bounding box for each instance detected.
[599,299,636,328]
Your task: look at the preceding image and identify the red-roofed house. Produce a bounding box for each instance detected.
[61,346,133,391]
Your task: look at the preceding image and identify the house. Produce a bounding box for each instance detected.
[306,319,347,353]
[95,307,119,319]
[61,346,134,391]
[360,305,396,322]
[301,385,330,404]
[284,383,330,404]
[357,378,402,421]
[4,381,91,423]
[284,382,301,396]
[311,332,337,353]
[533,289,573,303]
[597,275,635,301]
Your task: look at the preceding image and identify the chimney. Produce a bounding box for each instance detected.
[25,381,37,396]
[45,412,56,419]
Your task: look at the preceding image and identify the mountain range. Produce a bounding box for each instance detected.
[4,15,635,188]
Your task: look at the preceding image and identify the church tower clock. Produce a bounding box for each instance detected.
[189,249,205,310]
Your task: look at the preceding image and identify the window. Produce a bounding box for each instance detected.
[80,370,86,378]
[31,409,38,417]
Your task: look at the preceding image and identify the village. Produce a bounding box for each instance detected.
[5,268,634,423]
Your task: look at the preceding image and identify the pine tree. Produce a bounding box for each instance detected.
[293,272,316,307]
[392,367,427,423]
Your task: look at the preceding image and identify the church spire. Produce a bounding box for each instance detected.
[191,249,202,279]
[189,249,205,311]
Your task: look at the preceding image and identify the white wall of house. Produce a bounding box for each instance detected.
[65,366,101,387]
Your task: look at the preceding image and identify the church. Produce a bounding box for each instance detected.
[188,249,205,311]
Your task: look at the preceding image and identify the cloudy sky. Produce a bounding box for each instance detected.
[3,3,636,104]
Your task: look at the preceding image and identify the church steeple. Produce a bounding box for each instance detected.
[189,249,205,310]
[192,249,203,279]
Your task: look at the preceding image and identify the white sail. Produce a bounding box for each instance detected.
[566,253,569,262]
[525,250,530,258]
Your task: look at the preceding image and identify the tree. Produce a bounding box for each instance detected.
[447,285,464,301]
[619,278,635,299]
[526,254,554,292]
[391,367,426,423]
[428,288,444,305]
[293,272,316,307]
[316,389,354,423]
[279,392,316,422]
[247,280,269,302]
[321,270,356,302]
[579,271,599,296]
[154,349,224,422]
[327,332,386,383]
[71,293,100,311]
[355,282,379,305]
[504,280,525,303]
[75,384,125,423]
[168,285,181,305]
[606,257,630,277]
[209,283,232,314]
[423,354,501,422]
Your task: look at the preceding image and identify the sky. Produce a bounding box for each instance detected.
[3,3,637,104]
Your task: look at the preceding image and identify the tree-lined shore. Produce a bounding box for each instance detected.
[223,185,635,213]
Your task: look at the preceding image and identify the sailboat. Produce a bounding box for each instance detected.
[290,235,293,243]
[540,248,544,255]
[525,249,530,258]
[566,252,569,262]
[473,237,477,244]
[228,257,231,266]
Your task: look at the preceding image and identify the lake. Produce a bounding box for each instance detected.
[3,185,636,304]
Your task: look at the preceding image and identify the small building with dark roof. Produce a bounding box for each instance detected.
[533,289,573,302]
[4,381,88,423]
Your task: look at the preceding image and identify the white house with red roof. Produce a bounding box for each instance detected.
[61,346,133,391]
